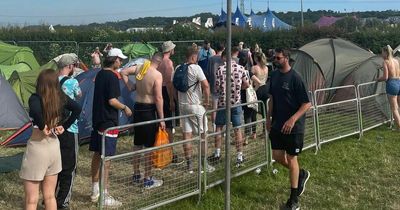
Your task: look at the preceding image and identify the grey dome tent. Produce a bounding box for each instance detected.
[0,75,32,146]
[291,38,379,103]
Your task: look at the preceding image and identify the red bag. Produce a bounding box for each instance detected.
[152,128,172,168]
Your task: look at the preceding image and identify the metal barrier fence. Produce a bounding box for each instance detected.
[303,91,318,151]
[203,101,270,191]
[314,85,361,146]
[77,41,132,67]
[100,114,202,210]
[16,41,78,65]
[78,40,204,68]
[357,81,392,136]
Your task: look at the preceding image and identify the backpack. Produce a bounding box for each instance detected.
[172,64,199,92]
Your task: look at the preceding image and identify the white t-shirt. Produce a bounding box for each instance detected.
[172,64,206,105]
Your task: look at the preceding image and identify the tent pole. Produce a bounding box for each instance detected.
[301,0,304,27]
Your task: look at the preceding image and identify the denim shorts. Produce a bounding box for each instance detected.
[215,106,243,128]
[386,79,400,96]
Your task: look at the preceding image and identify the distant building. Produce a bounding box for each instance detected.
[126,27,163,33]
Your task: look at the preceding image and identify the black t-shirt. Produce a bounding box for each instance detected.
[268,69,310,134]
[29,93,81,130]
[92,69,121,131]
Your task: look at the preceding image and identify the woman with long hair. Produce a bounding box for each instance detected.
[377,45,400,128]
[252,52,269,115]
[20,69,80,210]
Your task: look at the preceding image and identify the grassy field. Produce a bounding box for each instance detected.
[1,125,399,210]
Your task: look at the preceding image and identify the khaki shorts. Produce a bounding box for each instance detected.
[20,136,61,181]
[180,104,208,134]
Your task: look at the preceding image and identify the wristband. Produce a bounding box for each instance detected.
[122,105,126,110]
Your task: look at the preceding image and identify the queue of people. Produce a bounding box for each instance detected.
[21,40,399,210]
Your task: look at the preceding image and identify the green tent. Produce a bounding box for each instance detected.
[122,43,157,60]
[0,42,39,70]
[0,63,32,80]
[8,59,58,109]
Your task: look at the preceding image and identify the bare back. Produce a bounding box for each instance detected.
[135,67,162,104]
[386,58,400,79]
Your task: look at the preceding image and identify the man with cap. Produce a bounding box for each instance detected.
[89,48,132,207]
[56,53,82,209]
[158,41,183,165]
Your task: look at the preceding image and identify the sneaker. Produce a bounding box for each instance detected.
[144,177,163,189]
[132,173,141,184]
[103,194,122,207]
[236,156,245,168]
[283,199,300,210]
[297,169,310,196]
[187,160,194,174]
[90,190,99,203]
[172,154,185,165]
[207,154,221,165]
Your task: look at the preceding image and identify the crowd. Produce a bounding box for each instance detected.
[19,40,400,210]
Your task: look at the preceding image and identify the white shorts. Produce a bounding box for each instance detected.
[180,104,208,134]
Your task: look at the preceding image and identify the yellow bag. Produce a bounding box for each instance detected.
[152,128,173,169]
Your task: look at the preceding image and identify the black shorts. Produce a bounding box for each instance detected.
[269,128,304,156]
[162,86,173,128]
[133,103,158,147]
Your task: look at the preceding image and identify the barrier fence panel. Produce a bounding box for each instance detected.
[303,91,318,151]
[314,85,361,146]
[16,41,78,65]
[357,81,391,135]
[100,114,202,210]
[203,101,269,190]
[78,40,203,70]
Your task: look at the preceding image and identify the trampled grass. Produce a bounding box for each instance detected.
[1,125,399,210]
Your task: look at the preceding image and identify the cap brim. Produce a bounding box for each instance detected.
[119,54,128,59]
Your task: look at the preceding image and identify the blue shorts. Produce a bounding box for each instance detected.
[89,130,118,157]
[386,79,400,96]
[215,106,243,128]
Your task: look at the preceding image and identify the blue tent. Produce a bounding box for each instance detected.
[250,9,256,16]
[251,9,293,31]
[217,8,227,23]
[232,6,248,27]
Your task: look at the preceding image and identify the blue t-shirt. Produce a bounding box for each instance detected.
[59,76,82,133]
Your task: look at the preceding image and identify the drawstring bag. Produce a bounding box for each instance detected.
[152,128,172,169]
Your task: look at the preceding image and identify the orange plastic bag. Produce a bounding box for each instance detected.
[152,128,172,169]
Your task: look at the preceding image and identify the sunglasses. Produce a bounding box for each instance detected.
[274,56,285,60]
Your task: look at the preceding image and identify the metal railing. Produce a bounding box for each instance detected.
[357,81,392,136]
[100,114,202,210]
[303,91,318,151]
[203,101,270,191]
[314,85,361,146]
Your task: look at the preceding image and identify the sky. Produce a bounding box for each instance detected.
[0,0,399,26]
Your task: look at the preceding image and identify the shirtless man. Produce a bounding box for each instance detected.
[158,41,183,165]
[121,53,165,189]
[377,45,400,128]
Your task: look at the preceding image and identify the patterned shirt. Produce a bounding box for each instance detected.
[215,61,249,107]
[59,76,82,133]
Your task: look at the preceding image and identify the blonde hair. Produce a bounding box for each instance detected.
[382,45,393,59]
[254,52,267,69]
